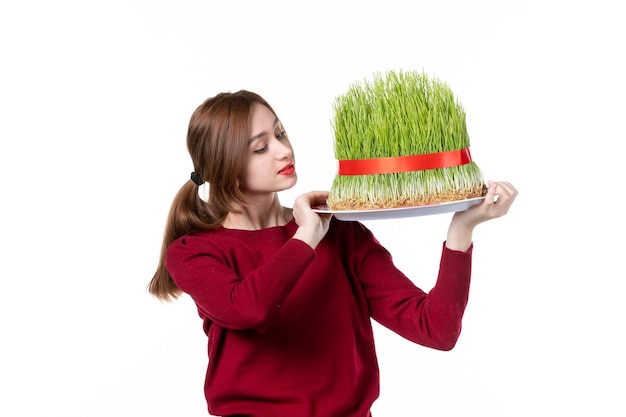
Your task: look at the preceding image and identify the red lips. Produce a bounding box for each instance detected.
[278,163,295,175]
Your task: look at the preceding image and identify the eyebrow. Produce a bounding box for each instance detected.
[248,117,280,144]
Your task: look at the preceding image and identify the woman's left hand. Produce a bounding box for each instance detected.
[457,180,518,227]
[445,180,518,251]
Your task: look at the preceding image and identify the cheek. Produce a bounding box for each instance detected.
[239,160,266,188]
[238,169,253,189]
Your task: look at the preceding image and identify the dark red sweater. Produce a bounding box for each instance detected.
[166,218,472,417]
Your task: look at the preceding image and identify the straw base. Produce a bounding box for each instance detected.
[327,185,487,210]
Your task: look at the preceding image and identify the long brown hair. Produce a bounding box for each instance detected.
[148,90,278,301]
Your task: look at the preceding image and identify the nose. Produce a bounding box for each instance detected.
[273,137,293,160]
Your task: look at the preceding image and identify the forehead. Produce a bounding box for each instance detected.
[251,103,276,122]
[249,104,279,137]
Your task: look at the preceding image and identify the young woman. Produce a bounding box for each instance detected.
[149,90,518,417]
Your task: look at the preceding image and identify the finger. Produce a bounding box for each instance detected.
[492,182,517,214]
[495,182,518,202]
[483,181,499,204]
[494,181,517,197]
[306,191,330,206]
[320,213,334,222]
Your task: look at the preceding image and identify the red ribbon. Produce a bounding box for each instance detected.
[337,147,473,176]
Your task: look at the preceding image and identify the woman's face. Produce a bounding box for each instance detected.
[239,103,297,195]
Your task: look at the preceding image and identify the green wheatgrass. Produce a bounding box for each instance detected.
[327,69,486,210]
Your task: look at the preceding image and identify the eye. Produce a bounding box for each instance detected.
[254,145,268,154]
[276,130,287,139]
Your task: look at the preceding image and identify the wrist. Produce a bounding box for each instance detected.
[446,218,474,252]
[293,227,321,249]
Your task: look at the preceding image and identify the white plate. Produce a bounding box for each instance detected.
[312,197,485,221]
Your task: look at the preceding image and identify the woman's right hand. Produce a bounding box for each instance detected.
[292,191,333,249]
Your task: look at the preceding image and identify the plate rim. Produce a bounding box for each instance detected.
[312,196,485,215]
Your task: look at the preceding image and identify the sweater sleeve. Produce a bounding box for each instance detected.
[165,235,316,332]
[348,223,472,351]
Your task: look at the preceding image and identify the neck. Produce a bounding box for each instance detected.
[222,194,292,230]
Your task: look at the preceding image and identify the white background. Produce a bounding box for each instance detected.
[1,1,624,416]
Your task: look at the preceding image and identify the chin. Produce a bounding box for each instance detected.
[281,175,298,190]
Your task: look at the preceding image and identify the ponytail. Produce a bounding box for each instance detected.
[148,180,225,301]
